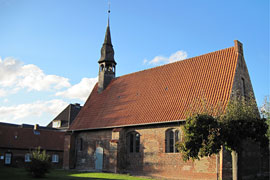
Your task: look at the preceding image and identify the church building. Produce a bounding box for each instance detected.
[63,19,266,180]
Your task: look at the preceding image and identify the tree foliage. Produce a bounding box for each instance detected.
[260,96,270,139]
[220,96,268,152]
[178,114,222,161]
[178,96,269,161]
[26,147,51,178]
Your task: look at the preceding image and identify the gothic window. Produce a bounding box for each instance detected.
[100,64,104,72]
[108,66,111,71]
[130,133,134,153]
[165,129,180,153]
[127,131,140,153]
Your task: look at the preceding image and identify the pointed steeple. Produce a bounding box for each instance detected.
[97,13,117,93]
[98,20,116,64]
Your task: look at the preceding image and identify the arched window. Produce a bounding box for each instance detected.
[127,131,140,153]
[100,64,104,72]
[165,129,181,153]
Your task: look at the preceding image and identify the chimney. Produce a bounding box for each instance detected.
[74,103,81,109]
[34,124,39,130]
[234,40,243,56]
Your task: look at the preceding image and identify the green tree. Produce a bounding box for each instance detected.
[260,96,270,139]
[178,96,269,180]
[220,96,268,180]
[26,147,51,178]
[178,113,222,161]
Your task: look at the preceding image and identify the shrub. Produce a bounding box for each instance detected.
[26,147,51,178]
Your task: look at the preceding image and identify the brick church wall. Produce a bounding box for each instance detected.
[74,129,117,172]
[121,123,219,180]
[72,123,220,180]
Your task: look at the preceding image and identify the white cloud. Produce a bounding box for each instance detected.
[0,99,68,125]
[0,88,7,97]
[56,77,98,102]
[0,57,71,92]
[0,57,98,125]
[144,50,188,65]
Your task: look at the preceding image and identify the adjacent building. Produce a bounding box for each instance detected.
[47,103,82,130]
[0,122,65,168]
[0,103,82,168]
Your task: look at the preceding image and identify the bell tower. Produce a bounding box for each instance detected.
[98,18,116,93]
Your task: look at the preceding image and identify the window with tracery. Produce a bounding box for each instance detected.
[165,129,181,153]
[127,131,140,153]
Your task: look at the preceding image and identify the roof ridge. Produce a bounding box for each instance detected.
[117,46,235,79]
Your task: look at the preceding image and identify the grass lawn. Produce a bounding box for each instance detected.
[0,167,153,180]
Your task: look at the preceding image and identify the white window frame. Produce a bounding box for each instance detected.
[25,153,31,162]
[52,154,59,163]
[52,120,61,128]
[5,153,11,165]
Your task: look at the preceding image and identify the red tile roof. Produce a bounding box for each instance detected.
[70,47,238,131]
[0,124,65,151]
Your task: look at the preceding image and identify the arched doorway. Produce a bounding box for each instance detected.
[95,147,103,171]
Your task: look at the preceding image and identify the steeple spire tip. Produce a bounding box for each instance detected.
[107,0,110,26]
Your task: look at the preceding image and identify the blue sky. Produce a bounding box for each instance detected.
[0,0,269,126]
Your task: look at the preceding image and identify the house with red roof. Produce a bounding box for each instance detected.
[0,122,65,168]
[63,20,267,180]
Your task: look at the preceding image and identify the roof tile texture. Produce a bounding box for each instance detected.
[0,125,65,151]
[70,47,238,130]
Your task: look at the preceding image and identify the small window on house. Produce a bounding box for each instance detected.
[127,131,140,153]
[34,131,40,135]
[25,153,31,162]
[52,120,61,128]
[241,78,246,97]
[165,129,181,153]
[5,153,12,165]
[79,138,83,151]
[52,154,59,163]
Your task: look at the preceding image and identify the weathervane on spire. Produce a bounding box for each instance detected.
[107,0,111,25]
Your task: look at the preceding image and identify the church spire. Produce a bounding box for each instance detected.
[98,1,116,64]
[97,4,116,93]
